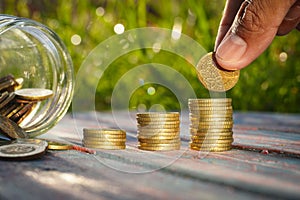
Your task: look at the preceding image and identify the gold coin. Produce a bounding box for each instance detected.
[190,118,233,123]
[83,140,125,146]
[190,124,233,129]
[138,134,180,139]
[188,98,232,103]
[10,103,34,123]
[189,110,233,115]
[0,74,15,83]
[189,142,232,148]
[188,102,232,107]
[0,115,27,139]
[190,127,232,132]
[136,117,179,122]
[189,106,232,111]
[190,113,233,119]
[83,138,126,143]
[138,124,180,129]
[191,120,233,127]
[83,128,126,135]
[137,112,179,118]
[190,117,233,122]
[191,138,233,144]
[138,133,180,138]
[138,120,180,126]
[138,145,180,151]
[196,52,240,92]
[138,138,180,144]
[138,127,180,132]
[6,103,24,118]
[0,92,15,110]
[190,133,233,138]
[14,88,53,101]
[189,97,232,101]
[0,78,15,92]
[190,131,233,136]
[83,144,126,150]
[138,135,180,140]
[190,145,232,152]
[0,102,18,116]
[0,91,9,103]
[188,98,232,104]
[14,78,24,90]
[83,134,126,139]
[191,135,233,140]
[139,142,180,147]
[189,110,233,116]
[47,141,73,150]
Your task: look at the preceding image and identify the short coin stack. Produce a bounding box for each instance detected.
[136,112,181,151]
[82,128,126,150]
[188,98,233,152]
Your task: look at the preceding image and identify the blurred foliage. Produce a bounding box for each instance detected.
[0,0,299,113]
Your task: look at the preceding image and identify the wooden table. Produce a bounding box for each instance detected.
[0,111,299,200]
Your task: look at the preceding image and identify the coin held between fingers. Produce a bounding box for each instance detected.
[196,52,240,92]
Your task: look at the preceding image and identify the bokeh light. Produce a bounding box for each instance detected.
[71,34,81,45]
[147,87,156,95]
[114,24,125,35]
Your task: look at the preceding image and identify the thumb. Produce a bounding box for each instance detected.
[215,0,297,70]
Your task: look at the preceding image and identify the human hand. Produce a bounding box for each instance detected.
[214,0,300,70]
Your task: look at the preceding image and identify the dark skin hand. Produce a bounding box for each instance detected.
[214,0,300,70]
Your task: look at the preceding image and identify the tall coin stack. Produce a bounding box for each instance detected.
[136,112,181,151]
[188,98,233,152]
[83,128,126,150]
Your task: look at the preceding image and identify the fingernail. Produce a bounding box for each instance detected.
[216,34,247,69]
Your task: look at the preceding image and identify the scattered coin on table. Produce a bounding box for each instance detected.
[0,138,48,161]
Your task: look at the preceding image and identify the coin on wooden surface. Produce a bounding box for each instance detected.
[14,88,53,101]
[0,139,47,160]
[196,52,240,92]
[47,141,73,150]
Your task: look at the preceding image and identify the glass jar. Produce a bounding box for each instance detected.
[0,15,74,137]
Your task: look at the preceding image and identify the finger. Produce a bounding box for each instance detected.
[277,0,300,35]
[214,0,244,50]
[215,0,297,70]
[297,23,300,31]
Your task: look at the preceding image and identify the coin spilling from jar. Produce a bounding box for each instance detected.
[0,74,53,140]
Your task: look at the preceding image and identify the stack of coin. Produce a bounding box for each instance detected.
[82,128,126,150]
[188,98,233,152]
[0,74,53,125]
[136,112,181,151]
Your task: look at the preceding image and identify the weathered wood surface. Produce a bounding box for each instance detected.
[0,111,299,200]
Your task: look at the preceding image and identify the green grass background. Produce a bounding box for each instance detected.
[1,0,299,113]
